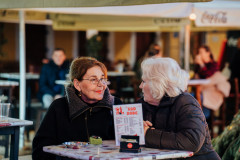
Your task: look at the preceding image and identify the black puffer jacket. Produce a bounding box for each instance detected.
[32,86,122,160]
[138,92,221,160]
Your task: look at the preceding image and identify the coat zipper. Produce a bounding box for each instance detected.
[72,106,112,141]
[72,106,112,120]
[85,113,90,141]
[90,107,92,116]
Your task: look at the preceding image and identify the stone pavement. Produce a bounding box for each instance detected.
[0,130,34,160]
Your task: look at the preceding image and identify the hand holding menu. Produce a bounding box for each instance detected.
[113,103,145,146]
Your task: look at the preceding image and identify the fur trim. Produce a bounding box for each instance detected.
[65,86,114,120]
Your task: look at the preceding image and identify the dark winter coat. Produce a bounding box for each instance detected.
[32,86,122,160]
[38,60,69,99]
[138,92,221,160]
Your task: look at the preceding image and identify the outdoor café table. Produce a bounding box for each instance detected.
[0,72,39,104]
[55,71,136,85]
[55,80,70,86]
[0,117,33,160]
[43,140,193,160]
[188,79,210,107]
[0,73,39,80]
[107,71,136,97]
[107,71,136,77]
[0,80,19,103]
[0,73,39,134]
[0,72,40,107]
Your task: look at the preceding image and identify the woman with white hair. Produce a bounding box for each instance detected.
[139,57,220,159]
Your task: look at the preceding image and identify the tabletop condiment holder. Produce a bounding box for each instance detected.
[119,135,141,153]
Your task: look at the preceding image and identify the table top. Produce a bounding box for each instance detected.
[43,140,193,160]
[0,80,19,87]
[0,117,33,128]
[188,79,210,86]
[0,73,39,80]
[66,71,135,78]
[107,71,135,77]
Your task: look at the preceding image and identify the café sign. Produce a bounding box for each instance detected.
[153,18,189,26]
[195,8,240,27]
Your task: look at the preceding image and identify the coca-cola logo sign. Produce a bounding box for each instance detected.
[201,11,227,24]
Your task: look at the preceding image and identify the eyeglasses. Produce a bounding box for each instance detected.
[81,78,110,85]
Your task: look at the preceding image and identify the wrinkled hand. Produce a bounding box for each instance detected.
[143,121,155,136]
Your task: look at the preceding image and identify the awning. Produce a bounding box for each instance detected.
[50,14,189,32]
[26,3,192,18]
[0,0,211,8]
[0,3,193,31]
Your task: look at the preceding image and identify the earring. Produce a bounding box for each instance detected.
[78,90,82,97]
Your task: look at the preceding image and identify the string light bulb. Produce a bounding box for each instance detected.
[189,13,196,21]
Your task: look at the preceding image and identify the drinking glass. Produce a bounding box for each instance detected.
[0,103,11,122]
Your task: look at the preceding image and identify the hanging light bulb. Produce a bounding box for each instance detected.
[189,13,197,21]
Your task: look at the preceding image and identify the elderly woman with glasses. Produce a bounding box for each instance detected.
[32,57,122,160]
[139,57,220,160]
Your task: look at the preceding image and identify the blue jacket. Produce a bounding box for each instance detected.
[38,60,69,99]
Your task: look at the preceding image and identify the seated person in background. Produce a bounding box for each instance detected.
[194,45,222,118]
[33,57,122,160]
[38,48,69,108]
[133,43,163,99]
[139,57,220,160]
[135,43,163,80]
[144,43,162,58]
[194,45,218,79]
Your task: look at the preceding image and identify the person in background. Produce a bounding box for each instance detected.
[33,57,122,160]
[135,43,163,79]
[144,43,162,58]
[38,48,69,108]
[133,43,163,100]
[194,45,219,119]
[139,57,220,160]
[194,45,218,79]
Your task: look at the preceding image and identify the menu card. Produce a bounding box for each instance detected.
[113,103,145,146]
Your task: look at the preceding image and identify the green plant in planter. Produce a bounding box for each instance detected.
[86,35,103,60]
[0,23,7,57]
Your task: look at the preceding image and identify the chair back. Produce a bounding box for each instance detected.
[229,78,239,114]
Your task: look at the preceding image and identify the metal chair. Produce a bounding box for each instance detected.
[35,108,47,133]
[0,95,10,158]
[228,78,240,114]
[210,100,226,138]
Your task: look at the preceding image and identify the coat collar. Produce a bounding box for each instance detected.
[65,86,114,120]
[140,94,179,110]
[158,92,186,108]
[158,95,178,108]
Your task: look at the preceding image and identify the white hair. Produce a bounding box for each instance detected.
[141,57,189,100]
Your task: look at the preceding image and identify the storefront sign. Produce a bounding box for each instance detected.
[0,10,46,21]
[201,11,227,24]
[153,18,189,26]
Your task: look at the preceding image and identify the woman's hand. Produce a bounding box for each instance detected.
[143,121,154,136]
[195,55,205,68]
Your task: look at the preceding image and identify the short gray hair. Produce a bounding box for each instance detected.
[141,57,189,100]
